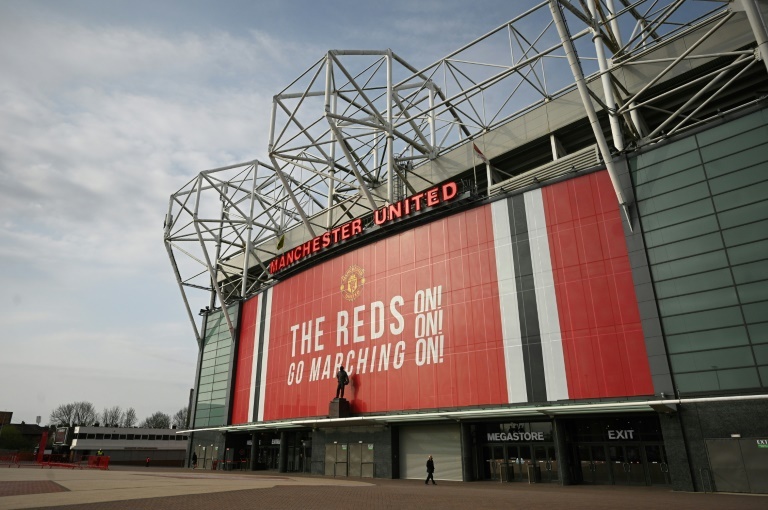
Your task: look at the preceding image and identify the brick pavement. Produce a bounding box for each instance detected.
[1,468,766,510]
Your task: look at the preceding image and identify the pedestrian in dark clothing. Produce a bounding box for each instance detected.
[192,452,197,469]
[425,455,436,484]
[335,366,349,398]
[145,457,151,467]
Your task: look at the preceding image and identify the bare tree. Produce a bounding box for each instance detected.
[49,403,76,426]
[71,402,97,425]
[101,406,123,427]
[122,407,137,428]
[140,411,171,429]
[172,408,189,428]
[49,401,97,426]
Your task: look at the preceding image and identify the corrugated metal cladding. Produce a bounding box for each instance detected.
[399,424,462,481]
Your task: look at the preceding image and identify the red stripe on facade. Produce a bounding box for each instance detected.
[230,295,260,424]
[542,171,654,398]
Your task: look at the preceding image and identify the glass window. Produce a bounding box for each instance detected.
[738,282,768,304]
[211,389,228,400]
[743,301,768,324]
[716,367,761,390]
[200,367,214,377]
[654,268,733,299]
[638,182,711,216]
[644,215,719,249]
[754,344,768,365]
[661,306,744,335]
[733,260,768,285]
[641,198,715,231]
[704,143,768,178]
[212,381,228,391]
[635,167,706,201]
[198,383,213,394]
[198,391,212,401]
[651,250,729,281]
[213,373,229,383]
[670,346,755,373]
[634,136,698,168]
[759,367,768,387]
[748,323,768,344]
[666,327,749,354]
[199,375,214,385]
[658,287,739,316]
[676,367,760,393]
[201,358,215,369]
[699,125,768,162]
[695,110,767,146]
[728,240,768,266]
[647,232,723,265]
[633,150,702,186]
[709,164,768,195]
[718,201,768,229]
[713,180,768,212]
[722,220,768,248]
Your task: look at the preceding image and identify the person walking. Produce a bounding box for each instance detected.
[335,365,349,399]
[425,455,436,485]
[192,452,198,469]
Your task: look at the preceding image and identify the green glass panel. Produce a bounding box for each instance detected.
[666,326,749,354]
[715,367,761,390]
[759,367,768,387]
[733,260,768,285]
[217,344,232,356]
[675,371,720,393]
[654,269,733,299]
[700,125,768,162]
[201,358,215,369]
[722,220,768,248]
[633,150,702,186]
[661,306,743,335]
[200,367,214,377]
[647,232,723,265]
[637,182,711,216]
[210,398,226,407]
[754,344,768,365]
[212,381,228,391]
[199,375,214,385]
[635,166,705,200]
[728,239,768,265]
[738,281,768,304]
[670,346,755,373]
[202,350,217,361]
[211,389,228,400]
[644,215,719,248]
[709,163,768,195]
[641,198,714,231]
[718,201,768,229]
[197,391,212,402]
[634,137,698,168]
[713,180,768,212]
[213,373,229,383]
[696,109,768,145]
[705,144,768,178]
[198,383,213,394]
[213,364,230,374]
[651,250,729,281]
[658,287,739,316]
[748,323,768,344]
[743,301,768,324]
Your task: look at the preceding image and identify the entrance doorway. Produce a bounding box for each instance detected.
[324,443,375,478]
[483,443,558,482]
[576,443,669,486]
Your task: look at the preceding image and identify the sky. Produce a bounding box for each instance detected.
[0,0,525,425]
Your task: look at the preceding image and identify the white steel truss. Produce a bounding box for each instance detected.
[165,0,768,340]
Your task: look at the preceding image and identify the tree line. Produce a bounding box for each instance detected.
[48,402,188,429]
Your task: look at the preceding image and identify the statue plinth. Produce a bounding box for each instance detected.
[329,398,351,418]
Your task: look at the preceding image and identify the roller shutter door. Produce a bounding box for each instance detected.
[399,424,462,481]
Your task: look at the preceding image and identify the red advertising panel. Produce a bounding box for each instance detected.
[261,206,508,420]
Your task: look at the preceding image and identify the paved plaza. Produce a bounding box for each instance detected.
[1,467,766,510]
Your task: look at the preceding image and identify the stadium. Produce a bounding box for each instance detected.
[164,0,768,493]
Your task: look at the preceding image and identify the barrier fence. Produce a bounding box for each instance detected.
[1,453,110,470]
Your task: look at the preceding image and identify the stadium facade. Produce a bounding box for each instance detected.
[165,0,768,493]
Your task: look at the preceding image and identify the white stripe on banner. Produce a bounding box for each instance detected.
[247,294,263,422]
[491,200,528,404]
[257,288,273,422]
[525,189,569,401]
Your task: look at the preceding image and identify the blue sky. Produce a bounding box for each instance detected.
[0,0,525,425]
